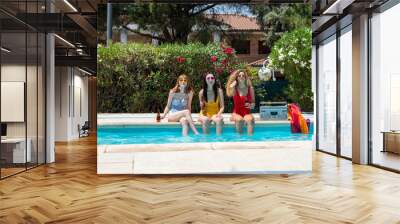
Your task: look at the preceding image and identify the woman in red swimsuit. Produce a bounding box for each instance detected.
[226,69,255,134]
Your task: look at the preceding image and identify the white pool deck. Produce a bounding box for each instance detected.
[98,113,314,126]
[97,113,314,175]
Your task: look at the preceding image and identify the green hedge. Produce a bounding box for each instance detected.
[97,42,248,113]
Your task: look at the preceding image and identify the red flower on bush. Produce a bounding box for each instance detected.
[223,47,234,55]
[215,67,223,75]
[210,55,218,63]
[176,56,185,64]
[221,58,228,65]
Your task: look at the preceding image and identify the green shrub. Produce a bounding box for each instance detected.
[97,42,244,113]
[268,27,313,111]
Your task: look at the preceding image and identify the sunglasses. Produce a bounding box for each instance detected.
[206,76,215,80]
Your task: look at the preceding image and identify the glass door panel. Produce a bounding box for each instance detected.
[317,35,337,154]
[339,27,352,158]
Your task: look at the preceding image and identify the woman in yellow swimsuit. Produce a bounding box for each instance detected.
[198,73,225,134]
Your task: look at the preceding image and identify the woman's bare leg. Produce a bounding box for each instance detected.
[168,111,189,136]
[244,114,255,135]
[211,115,223,135]
[183,110,199,135]
[199,115,211,134]
[169,110,198,134]
[179,117,189,136]
[231,113,244,134]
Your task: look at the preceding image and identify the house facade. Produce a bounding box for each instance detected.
[113,14,269,65]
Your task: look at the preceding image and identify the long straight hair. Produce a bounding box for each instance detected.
[202,73,220,102]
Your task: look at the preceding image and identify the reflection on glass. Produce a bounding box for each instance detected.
[340,27,352,158]
[1,31,27,177]
[318,35,337,154]
[371,4,400,171]
[0,0,47,179]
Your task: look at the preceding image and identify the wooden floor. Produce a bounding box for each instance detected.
[373,150,400,171]
[1,167,26,178]
[1,136,400,223]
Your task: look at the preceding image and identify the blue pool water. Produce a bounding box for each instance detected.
[97,123,313,145]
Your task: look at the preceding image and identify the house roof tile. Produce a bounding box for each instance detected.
[208,14,261,31]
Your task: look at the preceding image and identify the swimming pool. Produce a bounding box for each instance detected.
[98,123,313,145]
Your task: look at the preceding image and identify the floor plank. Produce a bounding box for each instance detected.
[1,135,400,223]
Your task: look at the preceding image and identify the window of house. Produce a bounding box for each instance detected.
[258,41,269,54]
[231,39,250,54]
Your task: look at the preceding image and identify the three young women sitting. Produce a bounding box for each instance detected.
[161,70,255,135]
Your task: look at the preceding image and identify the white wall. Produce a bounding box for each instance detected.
[72,72,89,138]
[1,65,26,81]
[55,66,70,141]
[1,64,26,140]
[1,82,25,122]
[55,67,89,141]
[1,64,32,136]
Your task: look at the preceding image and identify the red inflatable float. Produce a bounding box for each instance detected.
[287,103,309,134]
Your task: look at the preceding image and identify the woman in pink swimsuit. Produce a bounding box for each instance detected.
[226,69,255,134]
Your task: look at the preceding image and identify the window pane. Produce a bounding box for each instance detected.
[371,4,400,171]
[1,30,28,177]
[318,35,337,154]
[258,41,269,55]
[340,27,352,158]
[231,39,250,54]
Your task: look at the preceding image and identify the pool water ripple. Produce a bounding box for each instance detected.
[98,123,313,145]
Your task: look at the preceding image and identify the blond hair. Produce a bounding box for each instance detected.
[172,74,192,94]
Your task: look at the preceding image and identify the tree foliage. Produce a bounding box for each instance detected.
[98,3,233,44]
[268,27,313,111]
[250,4,311,47]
